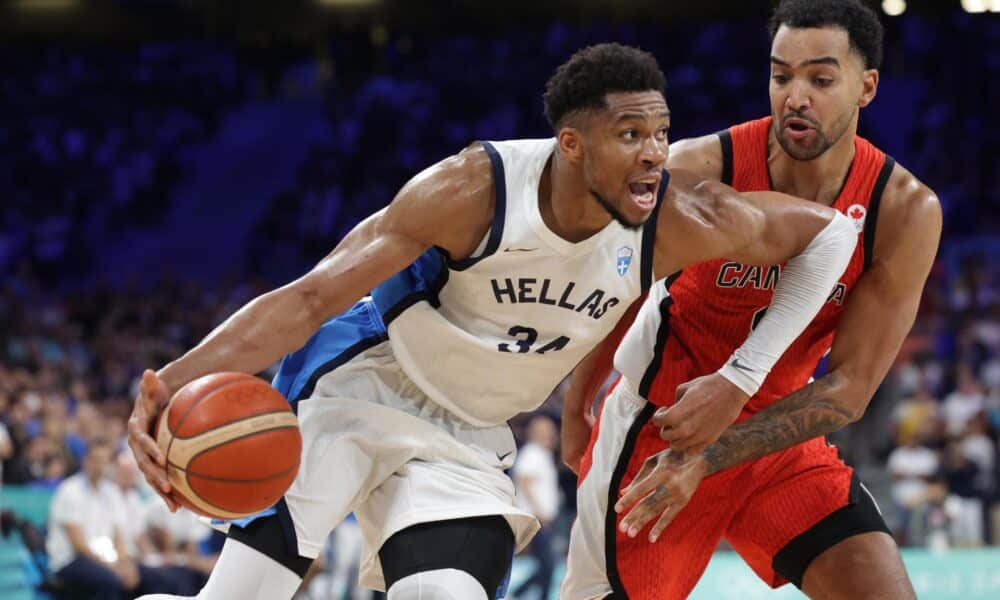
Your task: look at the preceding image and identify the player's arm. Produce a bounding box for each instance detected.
[614,170,940,542]
[700,169,942,475]
[128,145,496,505]
[561,296,644,474]
[665,133,723,180]
[650,171,857,453]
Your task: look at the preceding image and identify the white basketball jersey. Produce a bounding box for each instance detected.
[369,138,662,426]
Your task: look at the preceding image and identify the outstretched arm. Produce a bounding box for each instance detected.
[128,145,496,507]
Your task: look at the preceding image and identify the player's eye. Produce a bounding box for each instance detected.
[815,77,834,88]
[772,74,790,85]
[655,127,669,141]
[620,129,638,141]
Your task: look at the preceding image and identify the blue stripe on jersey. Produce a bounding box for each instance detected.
[448,140,506,271]
[371,246,449,324]
[223,303,386,531]
[271,299,388,406]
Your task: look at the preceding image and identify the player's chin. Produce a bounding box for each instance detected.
[624,192,656,222]
[778,133,825,162]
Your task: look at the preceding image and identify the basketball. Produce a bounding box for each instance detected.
[153,372,301,519]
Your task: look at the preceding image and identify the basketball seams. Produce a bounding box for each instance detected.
[166,461,298,484]
[169,376,272,439]
[158,374,300,519]
[166,411,299,466]
[171,403,293,441]
[180,419,300,480]
[165,375,259,464]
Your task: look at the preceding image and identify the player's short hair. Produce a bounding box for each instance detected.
[769,0,884,70]
[543,43,666,130]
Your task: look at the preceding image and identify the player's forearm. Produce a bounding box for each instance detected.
[701,370,857,475]
[159,283,332,394]
[718,212,856,397]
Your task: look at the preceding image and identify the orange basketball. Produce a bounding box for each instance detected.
[154,372,301,519]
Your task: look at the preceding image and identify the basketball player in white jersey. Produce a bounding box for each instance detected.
[128,43,857,600]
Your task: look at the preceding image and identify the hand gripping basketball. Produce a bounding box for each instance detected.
[128,369,179,511]
[152,372,301,519]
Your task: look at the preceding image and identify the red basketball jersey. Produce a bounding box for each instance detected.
[632,116,894,417]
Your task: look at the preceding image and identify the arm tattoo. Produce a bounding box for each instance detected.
[702,372,855,475]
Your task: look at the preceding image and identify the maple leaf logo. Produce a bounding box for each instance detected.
[850,207,864,219]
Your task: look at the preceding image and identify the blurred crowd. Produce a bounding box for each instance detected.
[0,9,998,599]
[0,42,252,281]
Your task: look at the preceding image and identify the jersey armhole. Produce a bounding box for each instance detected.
[640,170,670,292]
[717,129,734,186]
[448,141,507,271]
[863,155,895,270]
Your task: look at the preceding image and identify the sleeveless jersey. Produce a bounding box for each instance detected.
[615,116,894,417]
[276,138,662,428]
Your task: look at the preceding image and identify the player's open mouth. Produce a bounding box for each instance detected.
[628,179,658,210]
[784,118,815,140]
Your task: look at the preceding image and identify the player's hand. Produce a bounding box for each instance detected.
[614,450,708,542]
[127,369,179,512]
[561,407,595,475]
[653,373,748,454]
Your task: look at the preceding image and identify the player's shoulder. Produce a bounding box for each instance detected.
[667,133,724,180]
[410,142,495,201]
[877,160,942,240]
[383,142,496,258]
[395,142,496,223]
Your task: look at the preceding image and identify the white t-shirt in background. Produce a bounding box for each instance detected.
[46,474,127,572]
[513,442,560,523]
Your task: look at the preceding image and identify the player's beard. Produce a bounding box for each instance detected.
[592,190,643,231]
[775,107,855,161]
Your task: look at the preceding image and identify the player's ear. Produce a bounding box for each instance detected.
[557,124,586,164]
[858,69,878,108]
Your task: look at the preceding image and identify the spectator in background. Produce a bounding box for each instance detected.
[145,497,218,595]
[888,431,940,515]
[46,438,141,598]
[941,440,983,546]
[942,363,986,437]
[114,451,156,561]
[892,388,941,448]
[0,418,11,492]
[512,415,560,600]
[907,478,954,551]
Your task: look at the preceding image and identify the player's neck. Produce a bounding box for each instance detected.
[767,127,857,207]
[543,153,613,243]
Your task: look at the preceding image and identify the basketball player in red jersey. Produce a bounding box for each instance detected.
[561,1,942,598]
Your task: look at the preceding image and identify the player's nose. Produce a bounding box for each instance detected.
[785,81,811,111]
[638,137,667,166]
